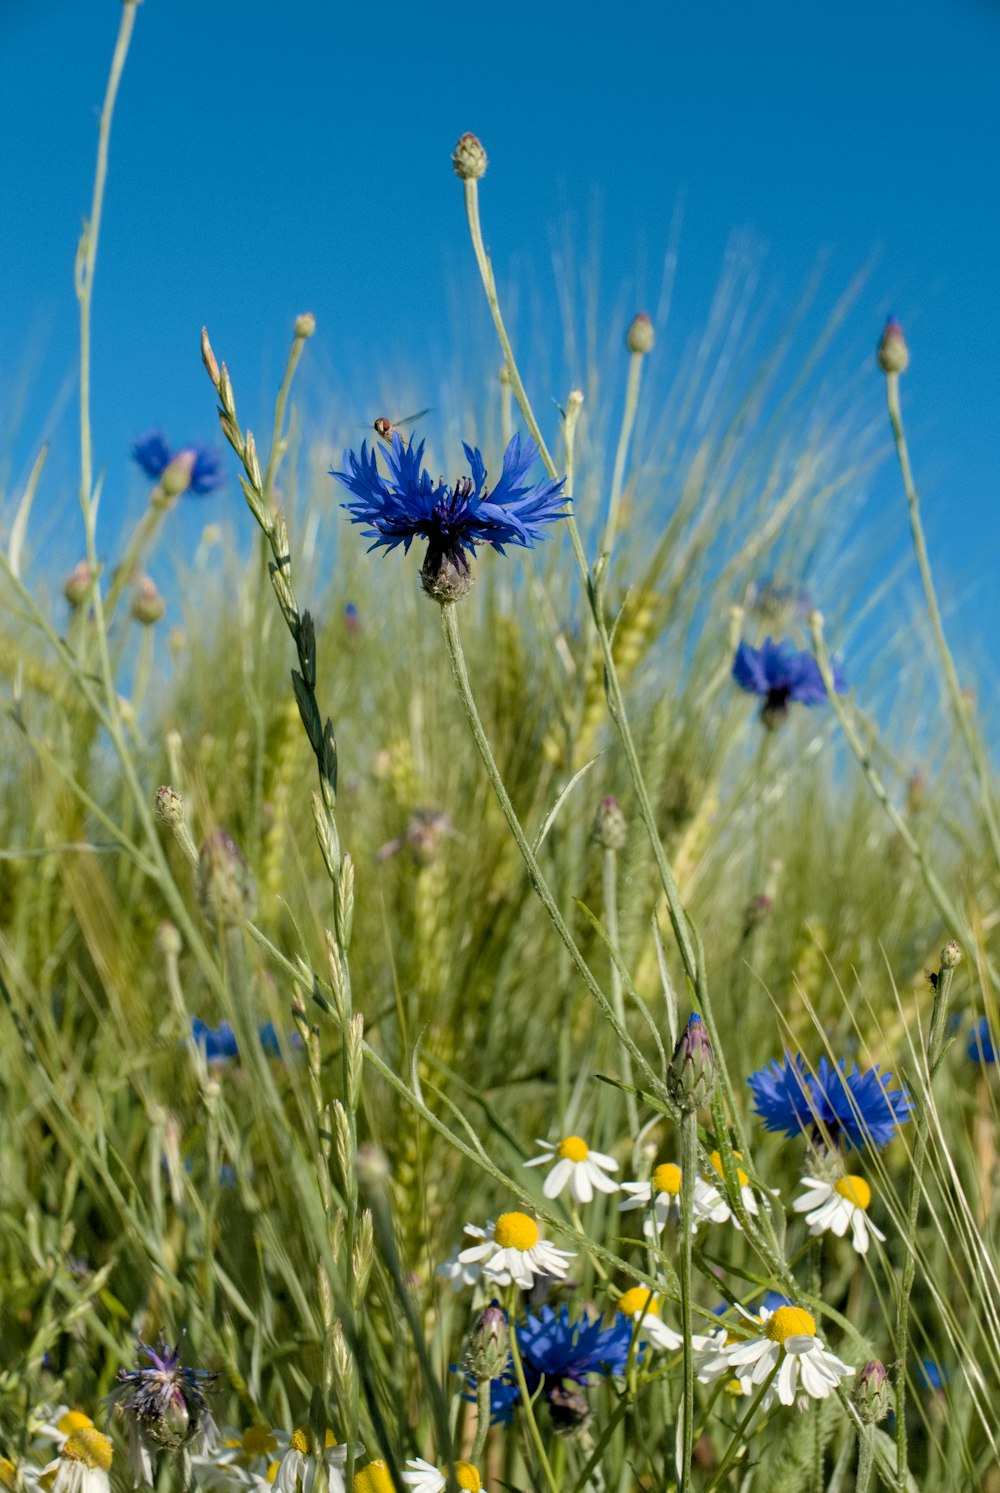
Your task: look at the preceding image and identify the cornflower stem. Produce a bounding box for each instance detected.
[885,371,1000,872]
[460,172,784,1273]
[506,1289,558,1493]
[438,602,659,1095]
[892,949,958,1490]
[601,347,644,560]
[470,1377,493,1464]
[102,499,170,621]
[809,613,965,940]
[677,1106,698,1493]
[855,1425,876,1493]
[602,845,639,1135]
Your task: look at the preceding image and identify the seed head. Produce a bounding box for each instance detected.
[452,132,487,181]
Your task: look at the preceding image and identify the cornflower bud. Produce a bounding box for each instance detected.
[294,311,316,339]
[626,312,655,355]
[592,795,627,851]
[155,786,184,826]
[667,1012,716,1111]
[197,829,257,927]
[159,450,197,500]
[63,560,95,608]
[940,939,962,969]
[466,1302,509,1380]
[852,1358,890,1424]
[452,132,487,180]
[877,317,909,375]
[130,576,166,625]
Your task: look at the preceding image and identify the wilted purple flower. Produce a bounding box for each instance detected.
[109,1336,217,1486]
[132,432,224,498]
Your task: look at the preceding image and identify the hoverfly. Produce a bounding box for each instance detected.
[370,408,432,445]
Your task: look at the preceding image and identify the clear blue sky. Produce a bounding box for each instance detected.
[1,0,997,639]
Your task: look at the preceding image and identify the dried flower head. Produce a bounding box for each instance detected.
[110,1336,217,1487]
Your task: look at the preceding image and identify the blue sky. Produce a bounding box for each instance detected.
[0,0,997,642]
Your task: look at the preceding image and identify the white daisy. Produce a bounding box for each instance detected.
[435,1240,485,1291]
[272,1429,357,1493]
[792,1174,885,1255]
[457,1212,574,1289]
[30,1409,95,1456]
[618,1163,724,1236]
[694,1324,757,1395]
[42,1430,112,1493]
[402,1458,482,1493]
[724,1304,853,1408]
[698,1151,760,1227]
[193,1426,290,1489]
[524,1136,619,1203]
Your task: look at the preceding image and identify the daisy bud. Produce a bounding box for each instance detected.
[853,1358,890,1424]
[467,1302,509,1380]
[197,828,257,927]
[592,795,627,851]
[626,312,655,356]
[940,939,962,969]
[201,327,220,388]
[155,785,184,826]
[294,311,316,339]
[130,576,166,625]
[877,317,909,375]
[667,1012,715,1111]
[63,559,95,608]
[452,132,487,181]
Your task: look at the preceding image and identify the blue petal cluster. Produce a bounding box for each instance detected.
[332,430,567,563]
[132,431,224,495]
[748,1052,912,1151]
[463,1306,633,1425]
[190,1018,298,1062]
[733,636,846,717]
[968,1016,997,1065]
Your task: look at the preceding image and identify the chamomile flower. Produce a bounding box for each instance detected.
[195,1426,290,1489]
[618,1163,724,1236]
[792,1174,885,1255]
[42,1430,113,1493]
[31,1410,95,1454]
[698,1152,759,1226]
[273,1429,356,1493]
[525,1136,619,1203]
[351,1462,394,1493]
[403,1459,482,1493]
[435,1241,485,1291]
[724,1304,853,1408]
[615,1287,685,1352]
[457,1213,573,1290]
[694,1326,756,1395]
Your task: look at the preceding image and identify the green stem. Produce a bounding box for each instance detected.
[886,371,1000,873]
[507,1291,558,1493]
[603,845,639,1136]
[701,1369,776,1493]
[601,349,644,559]
[678,1106,698,1493]
[855,1427,876,1493]
[439,601,659,1095]
[892,949,958,1489]
[470,1376,492,1464]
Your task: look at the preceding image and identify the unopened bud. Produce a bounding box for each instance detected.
[196,828,257,926]
[467,1303,509,1380]
[201,327,220,387]
[667,1012,716,1111]
[852,1359,890,1424]
[742,892,773,936]
[877,317,909,375]
[940,940,962,969]
[626,312,655,356]
[452,132,487,181]
[156,921,182,958]
[63,560,95,608]
[155,785,184,825]
[131,576,165,625]
[159,450,197,500]
[294,312,316,339]
[592,795,627,851]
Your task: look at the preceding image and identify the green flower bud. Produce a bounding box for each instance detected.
[940,939,962,969]
[63,560,95,608]
[452,132,487,181]
[466,1303,509,1381]
[877,317,909,375]
[852,1359,890,1424]
[626,312,654,355]
[667,1013,715,1111]
[130,576,166,625]
[197,829,257,927]
[592,795,627,851]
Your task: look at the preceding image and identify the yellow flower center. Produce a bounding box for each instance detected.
[290,1429,310,1456]
[56,1411,94,1437]
[765,1306,816,1344]
[240,1427,279,1460]
[724,1377,746,1397]
[494,1212,540,1250]
[454,1463,482,1492]
[265,1464,279,1484]
[617,1287,661,1318]
[352,1460,394,1493]
[324,1433,338,1450]
[834,1175,871,1211]
[710,1150,749,1188]
[653,1163,682,1196]
[557,1136,590,1162]
[62,1429,113,1473]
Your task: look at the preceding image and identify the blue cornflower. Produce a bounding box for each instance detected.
[110,1336,218,1483]
[968,1016,997,1065]
[748,1052,912,1151]
[733,636,846,725]
[191,1018,238,1063]
[518,1305,633,1388]
[132,431,224,497]
[332,430,568,601]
